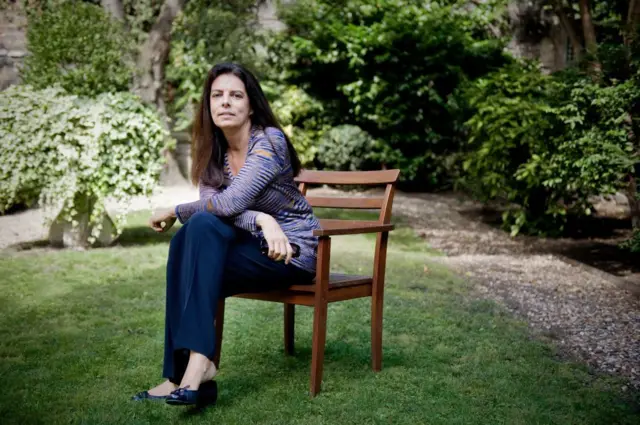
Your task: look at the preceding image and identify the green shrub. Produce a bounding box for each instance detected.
[317,125,377,171]
[268,0,509,187]
[620,229,640,253]
[462,63,639,235]
[0,85,168,240]
[263,82,330,167]
[22,1,132,96]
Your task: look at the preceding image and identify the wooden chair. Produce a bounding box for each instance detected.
[213,169,400,396]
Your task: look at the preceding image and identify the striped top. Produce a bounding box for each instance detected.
[175,126,321,273]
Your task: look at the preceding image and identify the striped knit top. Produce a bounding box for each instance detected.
[175,126,321,273]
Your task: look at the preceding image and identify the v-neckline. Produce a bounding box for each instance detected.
[224,126,258,179]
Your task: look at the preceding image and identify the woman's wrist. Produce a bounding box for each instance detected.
[255,212,270,228]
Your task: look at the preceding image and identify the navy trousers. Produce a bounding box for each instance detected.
[162,212,313,384]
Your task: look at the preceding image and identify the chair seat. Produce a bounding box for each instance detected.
[289,273,372,292]
[233,273,374,306]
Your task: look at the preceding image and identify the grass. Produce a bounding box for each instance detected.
[0,209,638,424]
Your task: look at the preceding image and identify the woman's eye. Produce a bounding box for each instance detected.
[211,93,221,98]
[233,93,243,99]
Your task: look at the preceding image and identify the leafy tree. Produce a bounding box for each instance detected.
[268,0,510,188]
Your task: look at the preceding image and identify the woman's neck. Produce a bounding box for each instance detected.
[223,120,252,154]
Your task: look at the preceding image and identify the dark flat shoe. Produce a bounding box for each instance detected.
[165,380,217,408]
[131,390,169,402]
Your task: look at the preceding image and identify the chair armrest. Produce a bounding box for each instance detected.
[313,219,394,237]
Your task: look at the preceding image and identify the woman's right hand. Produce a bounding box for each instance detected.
[256,213,293,264]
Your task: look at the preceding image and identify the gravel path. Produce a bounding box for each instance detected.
[391,192,640,391]
[1,185,638,390]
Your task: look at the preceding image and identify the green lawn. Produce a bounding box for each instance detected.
[0,210,637,424]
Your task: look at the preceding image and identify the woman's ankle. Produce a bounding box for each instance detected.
[203,361,217,381]
[147,380,178,396]
[178,351,211,390]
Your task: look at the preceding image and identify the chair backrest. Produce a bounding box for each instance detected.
[295,169,401,224]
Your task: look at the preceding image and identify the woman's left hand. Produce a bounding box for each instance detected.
[149,208,177,233]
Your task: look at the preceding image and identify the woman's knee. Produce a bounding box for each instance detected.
[186,212,235,241]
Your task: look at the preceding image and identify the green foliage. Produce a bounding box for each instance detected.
[269,0,509,187]
[121,0,165,46]
[462,63,639,235]
[166,0,262,129]
[22,1,132,96]
[262,82,330,167]
[620,228,640,253]
[0,85,168,240]
[317,125,377,171]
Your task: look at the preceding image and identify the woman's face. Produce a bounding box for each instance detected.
[209,73,252,130]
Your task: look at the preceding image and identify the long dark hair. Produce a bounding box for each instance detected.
[190,62,302,187]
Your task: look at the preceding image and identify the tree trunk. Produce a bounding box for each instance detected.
[135,0,189,185]
[553,1,583,61]
[578,0,597,53]
[102,0,189,185]
[625,0,640,46]
[134,0,187,118]
[576,0,601,74]
[102,0,126,26]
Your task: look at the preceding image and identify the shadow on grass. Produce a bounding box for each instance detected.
[4,226,179,252]
[115,226,179,247]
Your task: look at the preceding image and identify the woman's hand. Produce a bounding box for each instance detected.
[149,208,177,233]
[256,213,293,264]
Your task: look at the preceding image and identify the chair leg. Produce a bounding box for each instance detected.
[284,303,295,355]
[310,301,328,397]
[213,299,225,368]
[371,294,383,371]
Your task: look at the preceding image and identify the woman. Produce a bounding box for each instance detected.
[132,63,321,408]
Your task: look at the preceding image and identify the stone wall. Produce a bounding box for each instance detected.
[0,8,27,90]
[506,0,570,73]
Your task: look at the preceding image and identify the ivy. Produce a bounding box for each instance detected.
[22,1,132,97]
[0,86,168,243]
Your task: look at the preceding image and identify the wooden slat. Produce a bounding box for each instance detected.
[289,273,372,292]
[296,169,400,185]
[313,219,394,237]
[233,282,373,305]
[234,291,315,306]
[306,196,384,209]
[328,284,373,302]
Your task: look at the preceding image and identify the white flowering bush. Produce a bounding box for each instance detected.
[0,85,168,245]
